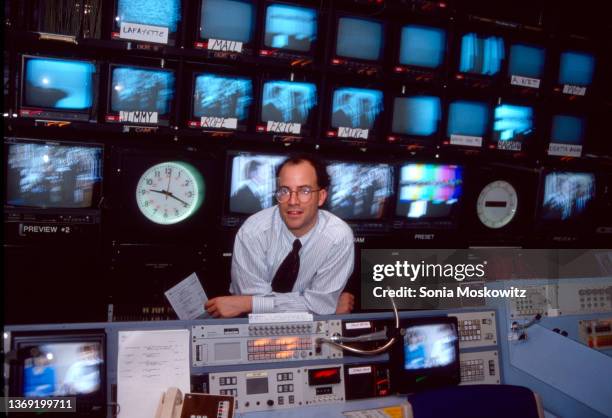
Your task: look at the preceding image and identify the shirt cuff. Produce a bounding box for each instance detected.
[252,296,275,313]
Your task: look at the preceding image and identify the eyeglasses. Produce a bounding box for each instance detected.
[275,186,321,203]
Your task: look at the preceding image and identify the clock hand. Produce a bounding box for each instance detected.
[165,192,190,207]
[165,167,172,199]
[149,189,169,195]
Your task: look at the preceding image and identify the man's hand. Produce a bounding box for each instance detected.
[335,292,355,314]
[205,296,252,318]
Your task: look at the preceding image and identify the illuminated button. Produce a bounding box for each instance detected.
[278,385,283,393]
[288,395,295,404]
[288,372,293,380]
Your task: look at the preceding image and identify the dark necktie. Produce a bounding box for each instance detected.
[271,239,302,293]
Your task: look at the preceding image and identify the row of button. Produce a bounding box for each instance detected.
[277,372,294,381]
[277,384,294,393]
[219,377,237,386]
[247,343,312,353]
[248,351,309,361]
[249,324,313,336]
[277,395,295,405]
[219,388,237,396]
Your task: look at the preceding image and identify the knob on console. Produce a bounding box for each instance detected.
[267,399,274,406]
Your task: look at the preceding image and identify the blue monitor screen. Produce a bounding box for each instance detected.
[194,74,253,121]
[404,324,457,370]
[229,153,288,214]
[336,17,382,61]
[264,4,317,52]
[392,96,441,137]
[558,51,595,86]
[111,67,175,115]
[541,172,595,221]
[23,57,95,110]
[6,142,103,209]
[261,80,317,124]
[459,33,505,76]
[21,342,103,397]
[200,0,254,43]
[116,0,181,32]
[326,162,393,220]
[447,100,489,137]
[551,115,585,145]
[331,88,383,130]
[399,25,446,69]
[493,104,534,142]
[395,164,463,219]
[508,43,545,78]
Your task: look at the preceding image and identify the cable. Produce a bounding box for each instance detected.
[316,289,400,355]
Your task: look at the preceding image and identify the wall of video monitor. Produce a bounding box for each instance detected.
[3,0,611,250]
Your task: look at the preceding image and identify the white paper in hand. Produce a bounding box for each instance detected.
[165,272,210,319]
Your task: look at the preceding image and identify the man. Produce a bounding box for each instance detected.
[230,159,266,214]
[207,155,355,318]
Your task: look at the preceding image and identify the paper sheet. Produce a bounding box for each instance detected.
[117,329,190,418]
[165,272,209,320]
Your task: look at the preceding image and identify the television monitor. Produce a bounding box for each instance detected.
[189,72,254,130]
[331,15,383,72]
[226,152,288,216]
[9,330,106,415]
[19,55,97,122]
[547,114,586,157]
[507,43,546,88]
[540,172,595,222]
[458,32,505,76]
[328,87,383,141]
[261,3,317,58]
[395,24,446,78]
[195,0,256,54]
[394,163,463,229]
[325,161,394,221]
[107,64,175,126]
[258,79,317,136]
[389,95,441,144]
[445,99,490,148]
[491,103,534,152]
[390,317,460,393]
[558,51,595,88]
[5,139,103,212]
[113,0,181,45]
[19,0,103,39]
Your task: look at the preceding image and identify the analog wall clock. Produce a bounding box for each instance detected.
[476,180,518,229]
[135,161,204,225]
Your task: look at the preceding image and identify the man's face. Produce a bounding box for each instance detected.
[278,161,327,237]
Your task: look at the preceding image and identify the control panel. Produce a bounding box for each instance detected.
[558,284,612,314]
[459,350,500,385]
[508,285,558,318]
[450,311,498,348]
[208,365,345,412]
[191,320,343,366]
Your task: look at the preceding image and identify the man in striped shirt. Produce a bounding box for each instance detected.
[206,155,355,318]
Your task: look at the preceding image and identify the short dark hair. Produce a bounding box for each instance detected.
[245,159,263,178]
[276,154,330,190]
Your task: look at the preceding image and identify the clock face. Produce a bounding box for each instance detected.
[476,180,518,229]
[135,161,205,225]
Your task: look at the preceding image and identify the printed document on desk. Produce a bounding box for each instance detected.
[165,272,210,320]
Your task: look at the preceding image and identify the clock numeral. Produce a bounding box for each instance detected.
[165,167,172,175]
[144,201,149,207]
[146,179,153,186]
[175,208,179,216]
[140,189,147,195]
[176,171,182,178]
[163,211,168,218]
[155,170,161,177]
[186,191,194,198]
[183,180,191,186]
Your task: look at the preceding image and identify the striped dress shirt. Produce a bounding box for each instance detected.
[230,206,355,314]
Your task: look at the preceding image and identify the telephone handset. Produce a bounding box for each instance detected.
[154,387,183,418]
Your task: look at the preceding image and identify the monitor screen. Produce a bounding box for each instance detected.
[392,96,441,137]
[264,3,317,52]
[493,104,534,144]
[261,80,317,124]
[399,25,446,69]
[331,88,383,130]
[199,0,255,43]
[459,33,505,76]
[116,0,181,32]
[326,162,393,220]
[21,342,103,397]
[6,142,103,209]
[23,57,95,110]
[550,115,585,145]
[395,164,463,219]
[403,323,458,370]
[336,17,382,61]
[558,51,595,86]
[507,43,545,79]
[447,100,489,137]
[541,172,595,221]
[228,153,288,214]
[111,66,175,115]
[194,74,253,123]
